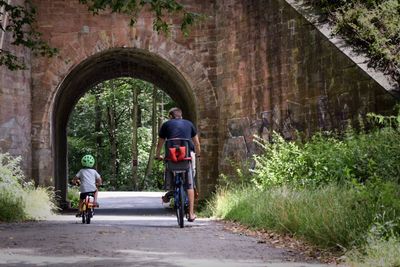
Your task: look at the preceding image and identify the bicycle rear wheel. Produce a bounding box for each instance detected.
[176,183,185,228]
[81,204,86,224]
[86,209,91,224]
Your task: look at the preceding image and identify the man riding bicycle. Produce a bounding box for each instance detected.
[155,107,201,222]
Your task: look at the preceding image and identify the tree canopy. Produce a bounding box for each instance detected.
[68,78,175,191]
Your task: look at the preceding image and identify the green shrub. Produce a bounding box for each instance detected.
[67,186,80,209]
[0,189,25,222]
[252,125,400,188]
[0,153,25,193]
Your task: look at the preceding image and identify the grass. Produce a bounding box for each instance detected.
[0,153,58,222]
[23,187,59,220]
[346,234,400,267]
[210,185,376,249]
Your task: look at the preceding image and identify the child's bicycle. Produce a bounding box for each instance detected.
[70,180,98,224]
[163,138,192,228]
[80,192,96,224]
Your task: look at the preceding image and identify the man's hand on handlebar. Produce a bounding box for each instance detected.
[155,155,164,161]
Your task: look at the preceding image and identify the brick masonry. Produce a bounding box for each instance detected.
[0,0,32,178]
[0,0,397,202]
[215,0,397,176]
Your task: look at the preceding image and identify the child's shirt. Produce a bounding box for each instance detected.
[76,168,101,193]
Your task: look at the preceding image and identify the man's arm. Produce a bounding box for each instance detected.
[192,135,201,157]
[155,137,166,159]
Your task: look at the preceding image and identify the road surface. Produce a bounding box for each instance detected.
[0,192,334,267]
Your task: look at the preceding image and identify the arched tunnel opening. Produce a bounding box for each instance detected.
[53,48,198,206]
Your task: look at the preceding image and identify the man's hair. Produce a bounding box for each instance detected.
[168,107,183,119]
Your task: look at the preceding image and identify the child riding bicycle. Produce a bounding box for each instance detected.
[71,154,102,217]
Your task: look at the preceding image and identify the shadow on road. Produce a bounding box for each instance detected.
[95,207,174,216]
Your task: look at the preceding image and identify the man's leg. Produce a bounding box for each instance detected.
[187,188,195,219]
[187,166,196,220]
[190,151,196,178]
[190,151,199,200]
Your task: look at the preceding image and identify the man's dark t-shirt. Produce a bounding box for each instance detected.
[159,119,197,151]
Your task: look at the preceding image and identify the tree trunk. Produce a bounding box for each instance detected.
[131,83,139,191]
[94,88,102,173]
[144,86,158,184]
[107,105,118,188]
[106,81,119,189]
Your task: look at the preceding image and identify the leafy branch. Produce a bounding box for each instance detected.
[78,0,202,36]
[0,0,57,70]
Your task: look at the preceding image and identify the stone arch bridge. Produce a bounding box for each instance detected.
[0,0,398,204]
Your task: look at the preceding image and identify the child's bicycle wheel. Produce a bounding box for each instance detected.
[85,210,91,224]
[81,203,86,224]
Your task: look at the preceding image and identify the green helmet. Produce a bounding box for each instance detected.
[81,154,95,168]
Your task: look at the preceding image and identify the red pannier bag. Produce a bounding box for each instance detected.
[168,146,187,162]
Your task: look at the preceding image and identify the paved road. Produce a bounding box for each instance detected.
[0,192,333,267]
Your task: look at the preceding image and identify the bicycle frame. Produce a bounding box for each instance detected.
[81,193,95,224]
[164,138,192,228]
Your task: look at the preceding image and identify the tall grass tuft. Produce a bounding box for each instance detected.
[23,186,58,220]
[0,153,57,222]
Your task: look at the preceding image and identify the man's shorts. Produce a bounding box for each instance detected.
[164,162,195,190]
[80,191,96,200]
